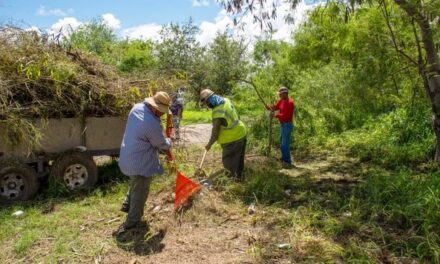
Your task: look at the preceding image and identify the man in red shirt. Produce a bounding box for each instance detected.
[266,87,295,168]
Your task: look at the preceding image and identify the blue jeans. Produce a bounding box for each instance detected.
[280,122,293,164]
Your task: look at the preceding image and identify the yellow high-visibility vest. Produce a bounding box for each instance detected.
[212,98,246,144]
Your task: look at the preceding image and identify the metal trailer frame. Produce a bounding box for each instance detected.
[0,117,127,202]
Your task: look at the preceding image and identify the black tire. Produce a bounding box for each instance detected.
[51,153,97,190]
[0,164,40,203]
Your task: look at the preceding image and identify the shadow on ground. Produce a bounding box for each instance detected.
[0,160,126,211]
[114,224,167,256]
[210,154,361,209]
[205,154,427,263]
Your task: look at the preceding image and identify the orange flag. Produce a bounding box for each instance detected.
[174,171,201,210]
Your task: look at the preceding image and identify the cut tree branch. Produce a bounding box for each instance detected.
[236,78,268,107]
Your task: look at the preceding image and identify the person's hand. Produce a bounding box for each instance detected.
[269,110,274,118]
[205,144,211,151]
[265,104,271,111]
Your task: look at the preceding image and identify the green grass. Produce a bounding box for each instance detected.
[0,160,175,263]
[1,145,440,263]
[180,109,211,125]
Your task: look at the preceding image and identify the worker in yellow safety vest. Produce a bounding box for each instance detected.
[200,89,247,180]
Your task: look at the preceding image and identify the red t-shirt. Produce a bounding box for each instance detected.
[273,97,295,123]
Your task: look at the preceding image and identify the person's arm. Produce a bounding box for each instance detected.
[205,118,224,150]
[266,100,280,111]
[273,100,281,111]
[146,119,172,151]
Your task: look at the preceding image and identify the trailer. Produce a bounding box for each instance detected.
[0,117,126,204]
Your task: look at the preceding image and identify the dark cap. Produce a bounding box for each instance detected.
[278,87,288,94]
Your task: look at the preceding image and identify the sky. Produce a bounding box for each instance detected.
[0,0,317,45]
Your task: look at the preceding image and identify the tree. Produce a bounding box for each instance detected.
[116,39,157,73]
[222,0,440,161]
[156,18,201,74]
[156,18,207,98]
[205,32,248,95]
[64,18,117,62]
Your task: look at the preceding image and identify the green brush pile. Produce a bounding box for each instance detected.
[0,28,137,153]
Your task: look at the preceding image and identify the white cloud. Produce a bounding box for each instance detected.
[122,23,162,41]
[116,0,317,46]
[192,0,210,7]
[48,17,82,37]
[271,0,315,41]
[197,10,232,45]
[25,26,41,34]
[36,6,73,17]
[102,13,121,30]
[194,0,317,46]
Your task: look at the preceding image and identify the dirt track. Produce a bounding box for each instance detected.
[107,123,264,264]
[102,124,357,264]
[178,123,212,145]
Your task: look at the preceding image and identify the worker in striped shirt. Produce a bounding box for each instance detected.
[115,91,172,235]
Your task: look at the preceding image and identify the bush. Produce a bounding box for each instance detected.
[327,107,434,168]
[357,169,440,261]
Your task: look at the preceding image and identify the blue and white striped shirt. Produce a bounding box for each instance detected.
[119,103,172,177]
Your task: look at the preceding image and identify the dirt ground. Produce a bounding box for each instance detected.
[100,124,293,264]
[176,123,212,145]
[107,186,264,264]
[90,124,358,264]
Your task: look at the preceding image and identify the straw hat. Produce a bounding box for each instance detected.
[144,91,171,114]
[200,89,214,102]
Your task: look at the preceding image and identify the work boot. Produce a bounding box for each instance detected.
[120,193,130,213]
[112,221,148,237]
[120,203,129,213]
[125,220,148,229]
[282,162,294,169]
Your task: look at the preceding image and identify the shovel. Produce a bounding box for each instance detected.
[194,149,208,180]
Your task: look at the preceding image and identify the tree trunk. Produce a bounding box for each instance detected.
[394,0,440,161]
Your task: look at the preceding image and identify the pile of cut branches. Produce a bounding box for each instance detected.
[0,28,130,120]
[0,28,183,152]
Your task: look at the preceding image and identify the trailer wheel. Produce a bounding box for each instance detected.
[51,153,97,190]
[0,164,39,203]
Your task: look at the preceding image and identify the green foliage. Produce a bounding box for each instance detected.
[204,32,248,95]
[357,168,440,261]
[247,2,433,167]
[157,18,201,74]
[326,107,434,168]
[64,19,117,64]
[116,39,157,73]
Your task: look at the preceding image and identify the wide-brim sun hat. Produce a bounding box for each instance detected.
[200,89,214,103]
[144,91,172,114]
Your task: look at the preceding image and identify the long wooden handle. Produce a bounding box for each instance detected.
[238,78,268,108]
[167,150,173,161]
[268,113,273,157]
[199,149,207,169]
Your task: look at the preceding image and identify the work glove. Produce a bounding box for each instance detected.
[269,110,275,118]
[205,144,211,151]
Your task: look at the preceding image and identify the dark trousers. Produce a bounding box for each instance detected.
[123,176,153,228]
[221,136,247,179]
